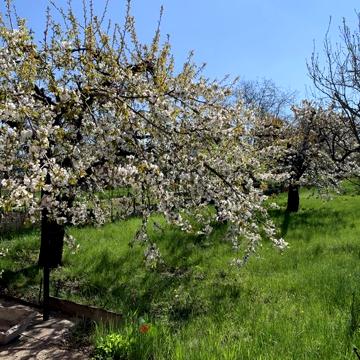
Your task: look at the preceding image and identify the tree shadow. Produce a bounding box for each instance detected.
[270,207,347,239]
[281,211,291,237]
[54,223,230,321]
[0,311,85,360]
[0,226,38,241]
[0,265,40,296]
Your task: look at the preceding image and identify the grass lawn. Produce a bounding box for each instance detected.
[1,185,360,359]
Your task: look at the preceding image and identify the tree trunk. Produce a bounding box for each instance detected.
[42,266,50,321]
[286,184,300,213]
[38,208,65,321]
[38,208,65,268]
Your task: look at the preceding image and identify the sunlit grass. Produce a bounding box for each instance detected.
[1,185,360,359]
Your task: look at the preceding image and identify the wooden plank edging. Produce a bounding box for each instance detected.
[48,296,123,323]
[0,295,122,323]
[0,294,42,309]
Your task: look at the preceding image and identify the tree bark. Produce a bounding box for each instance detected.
[38,207,65,321]
[42,266,50,321]
[286,184,300,213]
[38,208,65,268]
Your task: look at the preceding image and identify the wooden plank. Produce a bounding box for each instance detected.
[48,297,122,323]
[0,295,122,324]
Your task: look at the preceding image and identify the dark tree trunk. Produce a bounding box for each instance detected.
[286,184,300,213]
[38,207,65,321]
[42,265,50,320]
[38,208,65,268]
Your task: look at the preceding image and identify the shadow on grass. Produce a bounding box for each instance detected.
[270,207,347,238]
[70,247,197,316]
[0,264,40,294]
[281,211,291,237]
[0,226,39,241]
[58,223,232,321]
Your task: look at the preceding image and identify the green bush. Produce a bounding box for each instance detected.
[93,319,161,360]
[94,333,135,360]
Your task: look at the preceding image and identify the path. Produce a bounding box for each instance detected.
[0,299,89,359]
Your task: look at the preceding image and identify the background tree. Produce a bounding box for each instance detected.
[252,101,348,212]
[308,14,360,161]
[236,78,297,119]
[0,1,286,318]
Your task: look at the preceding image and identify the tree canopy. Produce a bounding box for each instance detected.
[0,1,287,273]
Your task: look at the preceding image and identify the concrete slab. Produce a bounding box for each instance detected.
[0,306,36,345]
[0,337,85,359]
[0,299,89,359]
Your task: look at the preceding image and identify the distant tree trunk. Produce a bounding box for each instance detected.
[286,184,300,213]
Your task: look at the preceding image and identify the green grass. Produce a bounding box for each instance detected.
[1,186,360,359]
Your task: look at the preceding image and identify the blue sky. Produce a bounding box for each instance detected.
[1,1,360,99]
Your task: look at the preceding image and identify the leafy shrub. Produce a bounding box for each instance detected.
[93,318,160,360]
[94,333,135,360]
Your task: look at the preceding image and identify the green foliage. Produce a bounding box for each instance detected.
[95,333,135,360]
[93,318,162,360]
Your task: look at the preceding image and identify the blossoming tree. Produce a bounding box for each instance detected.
[308,14,360,185]
[0,1,286,318]
[252,101,355,212]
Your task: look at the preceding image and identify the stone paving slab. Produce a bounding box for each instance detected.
[0,300,88,359]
